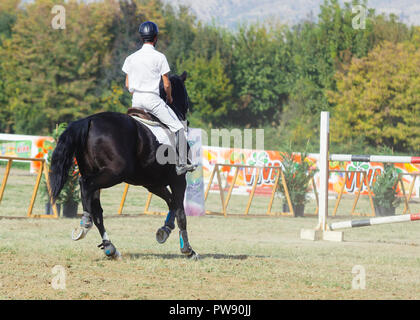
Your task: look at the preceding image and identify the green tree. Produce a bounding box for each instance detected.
[0,0,20,132]
[162,4,196,73]
[278,0,414,152]
[329,41,420,153]
[1,0,115,134]
[284,0,376,114]
[177,53,233,126]
[99,82,129,113]
[229,22,289,126]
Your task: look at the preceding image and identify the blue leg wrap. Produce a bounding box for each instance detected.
[180,233,184,249]
[179,230,192,254]
[80,212,92,229]
[164,210,176,230]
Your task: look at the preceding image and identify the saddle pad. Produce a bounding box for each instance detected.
[135,117,162,127]
[131,115,174,146]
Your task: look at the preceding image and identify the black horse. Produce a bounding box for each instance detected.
[49,72,197,259]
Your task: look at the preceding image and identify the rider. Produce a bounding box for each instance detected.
[122,21,196,175]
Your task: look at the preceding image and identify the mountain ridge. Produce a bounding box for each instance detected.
[164,0,420,28]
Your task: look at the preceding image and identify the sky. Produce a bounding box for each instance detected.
[19,0,420,28]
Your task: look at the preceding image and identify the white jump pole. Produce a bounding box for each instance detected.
[300,111,343,241]
[318,111,329,231]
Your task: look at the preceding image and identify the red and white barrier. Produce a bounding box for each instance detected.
[330,154,420,164]
[329,213,420,231]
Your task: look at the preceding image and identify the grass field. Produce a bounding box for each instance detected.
[1,167,420,300]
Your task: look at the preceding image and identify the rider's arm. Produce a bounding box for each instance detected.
[125,75,132,95]
[162,73,173,104]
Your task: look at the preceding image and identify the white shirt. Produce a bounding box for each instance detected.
[122,44,170,95]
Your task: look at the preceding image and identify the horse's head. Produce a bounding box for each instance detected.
[159,71,190,121]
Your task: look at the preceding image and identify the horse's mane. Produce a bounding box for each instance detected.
[159,74,189,121]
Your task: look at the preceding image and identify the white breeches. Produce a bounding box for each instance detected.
[132,92,185,133]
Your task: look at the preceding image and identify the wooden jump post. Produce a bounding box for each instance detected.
[398,172,420,214]
[0,156,58,218]
[204,164,295,216]
[330,170,376,217]
[204,163,318,217]
[118,184,167,216]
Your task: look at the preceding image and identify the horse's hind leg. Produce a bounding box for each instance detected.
[146,186,176,244]
[71,179,93,241]
[90,190,121,259]
[75,176,121,259]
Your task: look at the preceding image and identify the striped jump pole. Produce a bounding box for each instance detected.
[329,213,420,231]
[330,154,420,164]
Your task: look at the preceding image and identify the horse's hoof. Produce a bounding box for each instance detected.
[111,249,122,260]
[72,214,92,241]
[187,250,199,260]
[104,244,116,257]
[71,227,90,241]
[180,244,194,256]
[98,241,120,259]
[156,226,171,244]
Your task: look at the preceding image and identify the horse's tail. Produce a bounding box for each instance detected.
[50,118,90,203]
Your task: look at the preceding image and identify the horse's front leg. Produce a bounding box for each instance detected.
[147,186,176,244]
[176,208,198,259]
[156,209,176,244]
[171,179,199,259]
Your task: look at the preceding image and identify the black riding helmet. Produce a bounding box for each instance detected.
[139,21,159,43]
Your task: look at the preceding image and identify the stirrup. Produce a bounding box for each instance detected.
[176,163,197,175]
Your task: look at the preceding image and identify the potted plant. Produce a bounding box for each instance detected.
[372,163,401,216]
[277,150,317,217]
[41,123,80,217]
[41,185,61,216]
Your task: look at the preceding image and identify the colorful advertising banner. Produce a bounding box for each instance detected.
[203,146,284,196]
[0,134,54,173]
[0,140,32,158]
[328,160,420,197]
[202,146,420,198]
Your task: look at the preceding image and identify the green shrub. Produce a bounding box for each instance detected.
[277,148,318,207]
[372,164,401,209]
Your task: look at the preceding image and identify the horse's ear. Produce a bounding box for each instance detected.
[180,71,187,82]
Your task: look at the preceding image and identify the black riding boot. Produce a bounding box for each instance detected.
[175,129,197,175]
